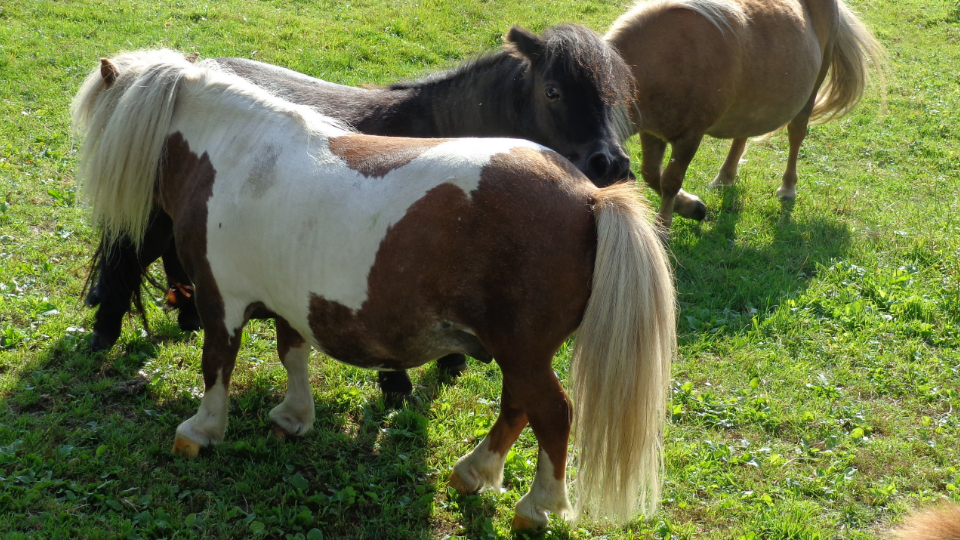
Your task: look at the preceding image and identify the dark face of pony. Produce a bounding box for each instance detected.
[507,25,635,187]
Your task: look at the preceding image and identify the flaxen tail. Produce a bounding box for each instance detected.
[570,182,675,524]
[811,0,886,124]
[891,502,960,540]
[70,50,196,248]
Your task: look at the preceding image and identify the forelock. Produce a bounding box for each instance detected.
[538,24,635,106]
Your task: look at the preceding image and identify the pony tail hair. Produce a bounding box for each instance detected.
[810,0,886,124]
[569,182,675,524]
[70,50,193,249]
[890,502,960,540]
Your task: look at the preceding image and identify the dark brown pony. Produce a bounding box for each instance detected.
[83,25,636,396]
[72,50,674,529]
[606,0,884,227]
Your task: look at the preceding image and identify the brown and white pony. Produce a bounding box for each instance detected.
[606,0,885,228]
[70,50,676,528]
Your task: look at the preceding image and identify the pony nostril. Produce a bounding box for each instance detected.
[588,152,611,179]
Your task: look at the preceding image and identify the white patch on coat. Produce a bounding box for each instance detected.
[451,434,509,492]
[174,371,230,446]
[514,449,573,527]
[268,342,315,435]
[166,91,545,343]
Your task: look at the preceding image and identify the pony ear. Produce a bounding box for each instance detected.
[100,58,119,87]
[505,26,544,60]
[185,52,200,64]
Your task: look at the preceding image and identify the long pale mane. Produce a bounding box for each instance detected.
[70,50,347,249]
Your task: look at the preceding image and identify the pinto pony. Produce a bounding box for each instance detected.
[606,0,885,228]
[82,26,637,380]
[71,51,675,528]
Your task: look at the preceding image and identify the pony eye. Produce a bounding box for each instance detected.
[544,86,561,100]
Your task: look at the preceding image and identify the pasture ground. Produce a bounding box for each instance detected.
[0,0,958,538]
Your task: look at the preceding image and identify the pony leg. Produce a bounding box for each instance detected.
[88,210,174,350]
[658,134,705,229]
[173,297,244,458]
[377,370,414,396]
[269,317,316,438]
[777,106,815,200]
[505,366,574,530]
[639,132,667,192]
[160,242,201,332]
[437,353,468,377]
[641,132,706,224]
[711,138,748,188]
[449,384,527,494]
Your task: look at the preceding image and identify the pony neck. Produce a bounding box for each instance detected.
[373,52,532,138]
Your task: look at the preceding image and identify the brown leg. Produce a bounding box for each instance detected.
[270,317,315,438]
[639,132,667,193]
[778,107,814,200]
[172,291,244,458]
[449,384,528,493]
[711,138,748,188]
[779,54,832,200]
[658,134,705,229]
[642,132,707,225]
[503,367,574,530]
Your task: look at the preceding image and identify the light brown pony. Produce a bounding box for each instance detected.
[606,0,885,228]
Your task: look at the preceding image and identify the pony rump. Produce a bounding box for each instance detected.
[70,50,198,249]
[606,0,748,42]
[570,182,675,523]
[810,0,886,124]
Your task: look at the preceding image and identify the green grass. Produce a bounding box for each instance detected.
[1,0,959,538]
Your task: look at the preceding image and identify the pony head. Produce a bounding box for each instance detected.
[505,25,635,186]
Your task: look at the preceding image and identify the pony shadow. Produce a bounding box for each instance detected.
[672,188,851,341]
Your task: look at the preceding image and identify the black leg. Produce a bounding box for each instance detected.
[161,241,201,332]
[437,353,468,377]
[378,371,414,395]
[87,210,175,351]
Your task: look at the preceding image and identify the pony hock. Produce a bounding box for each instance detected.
[72,50,674,528]
[82,25,637,397]
[606,0,884,229]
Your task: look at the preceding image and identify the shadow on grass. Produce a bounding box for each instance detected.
[0,329,468,539]
[671,185,852,341]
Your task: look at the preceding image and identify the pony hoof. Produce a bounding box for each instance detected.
[448,468,479,494]
[510,515,541,531]
[776,190,797,201]
[88,331,119,352]
[172,437,202,459]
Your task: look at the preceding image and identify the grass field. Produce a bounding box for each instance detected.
[1,0,959,538]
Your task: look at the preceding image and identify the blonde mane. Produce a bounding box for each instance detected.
[70,49,348,249]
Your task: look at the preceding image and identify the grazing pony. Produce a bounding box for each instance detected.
[82,26,636,392]
[605,0,885,228]
[71,51,675,528]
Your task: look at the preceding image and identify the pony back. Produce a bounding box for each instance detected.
[71,50,197,248]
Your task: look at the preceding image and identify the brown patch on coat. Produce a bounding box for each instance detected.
[276,316,306,362]
[328,134,451,178]
[306,145,596,370]
[157,132,240,390]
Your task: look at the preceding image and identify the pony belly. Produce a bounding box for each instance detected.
[305,315,488,372]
